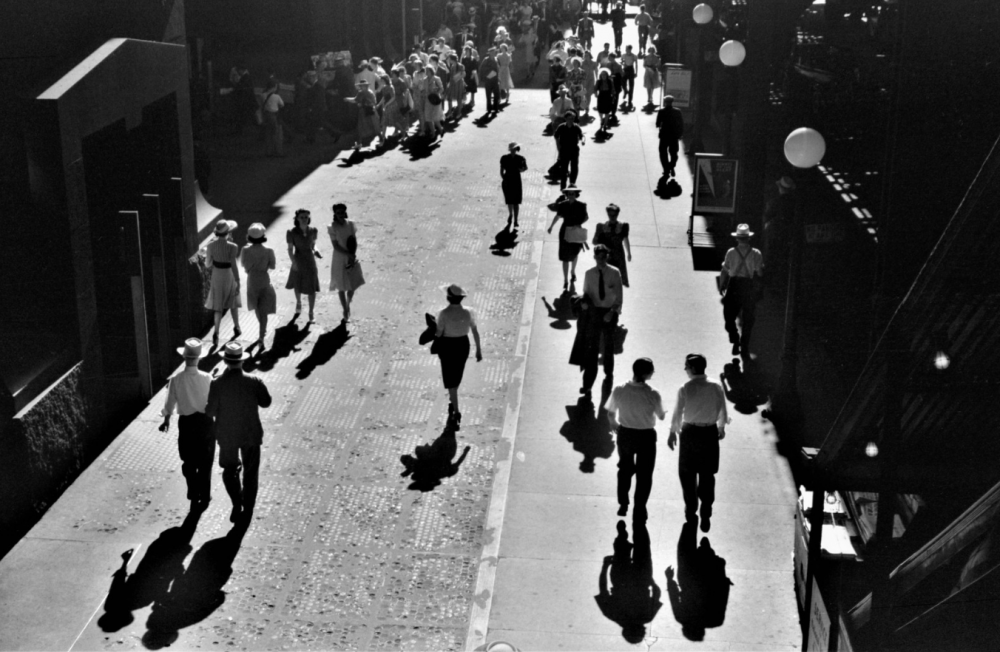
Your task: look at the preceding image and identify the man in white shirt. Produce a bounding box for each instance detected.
[635,4,654,55]
[573,244,623,395]
[159,338,214,507]
[719,223,764,356]
[667,354,728,532]
[606,358,666,521]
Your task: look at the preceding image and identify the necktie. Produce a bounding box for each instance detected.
[599,269,606,301]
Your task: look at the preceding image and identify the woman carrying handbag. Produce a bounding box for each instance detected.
[547,185,589,290]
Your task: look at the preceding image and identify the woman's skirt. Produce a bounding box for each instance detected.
[437,335,471,388]
[502,177,523,205]
[357,109,380,146]
[245,272,276,314]
[643,68,660,90]
[205,266,242,311]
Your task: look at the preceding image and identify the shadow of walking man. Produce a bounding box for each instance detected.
[665,520,734,641]
[720,357,770,415]
[559,395,615,473]
[490,225,520,257]
[400,427,471,491]
[595,520,662,643]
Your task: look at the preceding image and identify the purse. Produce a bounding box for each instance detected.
[613,324,628,355]
[428,93,443,105]
[564,225,588,243]
[364,104,376,116]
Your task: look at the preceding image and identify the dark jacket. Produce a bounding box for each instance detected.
[206,367,272,448]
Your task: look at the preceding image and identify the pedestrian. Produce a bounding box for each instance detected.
[480,46,502,113]
[519,27,539,81]
[600,0,610,20]
[285,209,320,322]
[548,55,568,103]
[411,61,429,136]
[605,357,666,520]
[566,57,587,114]
[498,43,515,104]
[547,185,589,289]
[348,79,380,150]
[423,59,446,136]
[606,53,624,124]
[581,51,598,121]
[570,243,622,396]
[241,223,277,349]
[205,219,242,347]
[596,43,612,68]
[158,338,214,508]
[553,110,585,191]
[445,52,466,120]
[500,142,528,228]
[610,2,626,52]
[382,68,411,143]
[595,68,616,132]
[719,224,763,357]
[577,11,595,51]
[548,86,576,130]
[655,94,684,177]
[327,203,365,324]
[434,284,484,431]
[261,80,285,157]
[461,44,480,109]
[642,46,662,108]
[667,354,727,533]
[593,203,632,287]
[206,341,273,523]
[635,4,653,54]
[621,45,637,111]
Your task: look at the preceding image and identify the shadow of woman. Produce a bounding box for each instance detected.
[720,357,770,415]
[245,317,311,373]
[142,522,250,649]
[400,427,470,492]
[490,225,520,257]
[595,520,662,643]
[98,509,205,633]
[295,323,352,379]
[559,395,615,473]
[541,290,577,330]
[665,521,734,641]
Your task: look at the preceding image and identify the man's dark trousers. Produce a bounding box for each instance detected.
[617,427,657,514]
[659,136,679,175]
[678,423,720,519]
[220,444,261,511]
[638,25,650,52]
[722,277,757,351]
[485,81,501,112]
[557,150,580,190]
[582,307,616,389]
[178,412,215,501]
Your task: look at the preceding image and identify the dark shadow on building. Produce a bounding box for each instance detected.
[665,521,733,641]
[595,520,662,643]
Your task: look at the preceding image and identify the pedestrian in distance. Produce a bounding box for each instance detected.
[635,4,654,55]
[500,142,528,229]
[621,45,638,111]
[655,94,684,178]
[206,341,273,524]
[667,354,728,533]
[346,79,380,151]
[158,338,215,508]
[605,358,666,521]
[205,219,242,348]
[610,2,627,53]
[241,223,277,350]
[553,110,586,191]
[433,285,484,432]
[479,46,502,113]
[497,43,515,105]
[642,46,662,108]
[548,86,576,131]
[547,185,589,289]
[327,203,365,324]
[261,80,285,157]
[595,68,616,133]
[286,209,321,322]
[593,203,632,287]
[577,11,595,51]
[571,244,623,396]
[606,53,624,124]
[719,224,764,357]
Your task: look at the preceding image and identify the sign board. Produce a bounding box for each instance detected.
[693,155,739,214]
[806,578,831,651]
[664,67,692,108]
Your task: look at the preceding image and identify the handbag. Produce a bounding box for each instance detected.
[428,93,443,105]
[564,225,588,243]
[364,104,376,116]
[613,324,628,355]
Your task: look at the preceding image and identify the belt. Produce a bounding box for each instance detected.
[213,261,232,269]
[684,421,715,428]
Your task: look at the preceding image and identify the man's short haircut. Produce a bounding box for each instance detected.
[593,243,610,255]
[685,354,707,375]
[633,357,654,377]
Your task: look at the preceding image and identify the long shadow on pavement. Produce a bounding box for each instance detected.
[400,427,470,491]
[665,520,733,642]
[245,317,311,373]
[559,393,615,473]
[295,323,352,379]
[720,357,770,415]
[490,225,521,257]
[595,520,663,644]
[541,291,578,330]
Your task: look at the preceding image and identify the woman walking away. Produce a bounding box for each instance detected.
[348,80,380,150]
[435,284,483,431]
[500,142,528,228]
[205,219,242,347]
[286,209,321,322]
[328,203,366,324]
[593,203,632,286]
[547,185,589,290]
[241,223,277,349]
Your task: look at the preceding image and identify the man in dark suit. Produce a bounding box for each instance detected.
[655,95,685,177]
[207,342,272,523]
[479,47,501,113]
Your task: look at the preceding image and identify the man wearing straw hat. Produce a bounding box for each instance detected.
[206,341,272,523]
[159,338,214,508]
[718,224,764,357]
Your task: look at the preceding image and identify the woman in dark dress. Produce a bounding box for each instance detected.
[595,67,616,133]
[461,44,480,110]
[285,209,321,321]
[593,203,632,286]
[546,185,589,290]
[500,142,528,228]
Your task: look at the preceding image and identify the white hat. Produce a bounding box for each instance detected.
[214,219,237,236]
[247,223,266,240]
[177,338,209,359]
[732,223,754,238]
[222,341,250,362]
[446,284,467,298]
[563,185,582,195]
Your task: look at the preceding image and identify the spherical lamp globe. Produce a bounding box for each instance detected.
[720,40,746,66]
[693,3,713,24]
[784,127,826,168]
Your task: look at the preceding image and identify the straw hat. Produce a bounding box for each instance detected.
[177,338,209,359]
[731,224,754,238]
[222,341,250,362]
[214,219,237,236]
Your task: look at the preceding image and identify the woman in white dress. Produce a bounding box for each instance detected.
[204,219,242,347]
[327,203,365,323]
[497,43,515,103]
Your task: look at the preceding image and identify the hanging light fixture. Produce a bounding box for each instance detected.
[719,40,746,66]
[784,127,827,168]
[693,3,714,24]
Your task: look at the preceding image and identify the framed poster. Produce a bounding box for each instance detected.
[664,66,692,108]
[692,154,739,214]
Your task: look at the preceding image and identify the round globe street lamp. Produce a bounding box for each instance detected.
[784,127,827,168]
[693,3,714,25]
[720,40,745,67]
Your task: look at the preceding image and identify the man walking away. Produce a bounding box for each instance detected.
[606,358,666,522]
[667,354,727,533]
[207,342,273,523]
[553,110,586,190]
[719,224,763,357]
[655,95,684,178]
